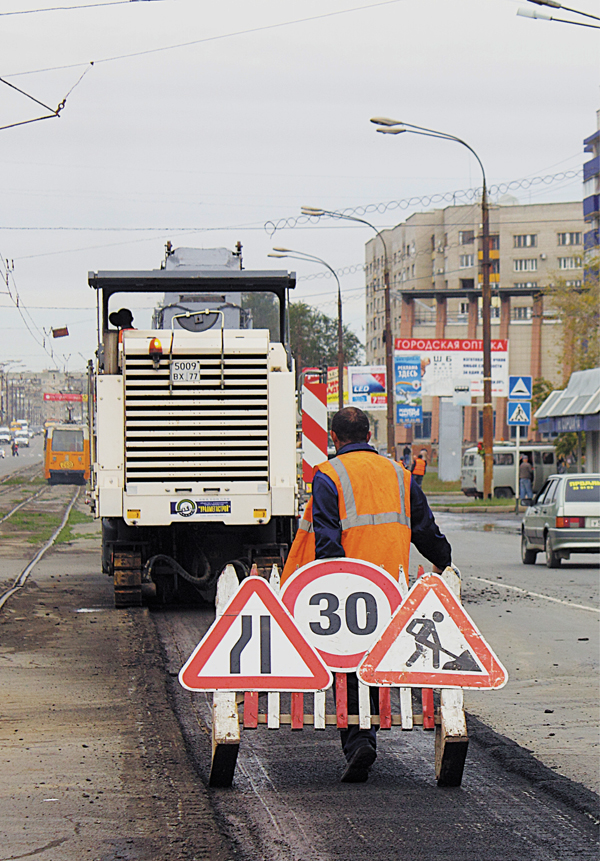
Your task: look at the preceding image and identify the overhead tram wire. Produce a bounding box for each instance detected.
[0,255,59,367]
[3,0,408,77]
[0,1,136,15]
[0,65,91,132]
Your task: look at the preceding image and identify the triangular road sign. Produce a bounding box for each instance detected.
[509,376,532,399]
[179,577,333,692]
[358,574,508,690]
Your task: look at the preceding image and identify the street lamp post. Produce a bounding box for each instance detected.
[268,247,345,411]
[300,207,396,457]
[370,118,494,498]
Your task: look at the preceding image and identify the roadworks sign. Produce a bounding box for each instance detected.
[357,573,508,690]
[179,577,333,693]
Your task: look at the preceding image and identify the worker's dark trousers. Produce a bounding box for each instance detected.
[337,672,379,761]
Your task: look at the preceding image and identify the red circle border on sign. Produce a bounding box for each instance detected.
[281,558,403,671]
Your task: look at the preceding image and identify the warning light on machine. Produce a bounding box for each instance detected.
[149,337,163,368]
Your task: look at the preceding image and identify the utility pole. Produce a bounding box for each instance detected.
[481,183,494,499]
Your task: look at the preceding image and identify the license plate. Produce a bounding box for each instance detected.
[170,359,200,384]
[586,517,600,528]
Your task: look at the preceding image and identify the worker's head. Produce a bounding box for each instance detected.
[109,308,134,329]
[331,407,370,450]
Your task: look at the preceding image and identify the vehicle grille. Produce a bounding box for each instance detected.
[124,352,269,483]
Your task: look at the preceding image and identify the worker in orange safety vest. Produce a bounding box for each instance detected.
[411,453,427,486]
[282,407,452,784]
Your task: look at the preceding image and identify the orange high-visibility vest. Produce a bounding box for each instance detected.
[281,451,412,586]
[412,457,426,476]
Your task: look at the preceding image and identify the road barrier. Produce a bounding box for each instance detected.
[181,560,485,789]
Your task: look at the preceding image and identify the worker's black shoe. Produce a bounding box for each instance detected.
[341,745,377,783]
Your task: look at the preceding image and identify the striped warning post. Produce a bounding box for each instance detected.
[302,381,328,484]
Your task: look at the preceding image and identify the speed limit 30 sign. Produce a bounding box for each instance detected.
[281,558,403,671]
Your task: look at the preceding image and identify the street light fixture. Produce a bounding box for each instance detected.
[370,116,494,498]
[268,247,344,410]
[300,206,396,457]
[518,0,600,26]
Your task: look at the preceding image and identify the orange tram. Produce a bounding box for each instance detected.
[44,423,90,486]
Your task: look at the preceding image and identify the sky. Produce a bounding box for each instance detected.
[0,0,598,375]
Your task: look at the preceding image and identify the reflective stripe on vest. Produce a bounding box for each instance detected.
[327,456,410,530]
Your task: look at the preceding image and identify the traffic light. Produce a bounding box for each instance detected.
[319,359,328,384]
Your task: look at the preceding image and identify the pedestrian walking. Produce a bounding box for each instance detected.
[519,455,533,503]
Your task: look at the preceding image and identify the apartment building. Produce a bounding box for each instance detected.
[583,109,599,256]
[365,200,584,446]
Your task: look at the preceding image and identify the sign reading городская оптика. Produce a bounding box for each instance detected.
[394,338,508,398]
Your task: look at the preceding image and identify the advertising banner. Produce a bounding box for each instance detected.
[394,338,508,397]
[394,355,422,424]
[326,367,349,411]
[348,365,387,410]
[43,393,84,402]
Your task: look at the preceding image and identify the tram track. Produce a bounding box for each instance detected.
[0,485,48,524]
[0,487,80,611]
[0,464,43,498]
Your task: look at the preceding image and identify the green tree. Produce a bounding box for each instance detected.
[531,377,555,417]
[241,291,280,340]
[289,301,363,372]
[543,253,599,379]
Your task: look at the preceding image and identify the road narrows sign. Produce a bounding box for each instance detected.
[357,573,508,690]
[281,558,403,672]
[179,577,333,692]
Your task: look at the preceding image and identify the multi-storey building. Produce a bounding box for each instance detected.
[583,109,599,257]
[365,200,584,448]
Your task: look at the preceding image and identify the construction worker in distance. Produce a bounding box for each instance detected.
[411,452,427,486]
[282,407,452,784]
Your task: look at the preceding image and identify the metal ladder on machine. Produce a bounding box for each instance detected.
[208,564,469,789]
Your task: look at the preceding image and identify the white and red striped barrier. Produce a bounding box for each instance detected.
[302,381,328,485]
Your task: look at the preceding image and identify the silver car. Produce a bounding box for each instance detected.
[521,473,600,567]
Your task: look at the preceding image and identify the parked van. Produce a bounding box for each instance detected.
[461,442,557,498]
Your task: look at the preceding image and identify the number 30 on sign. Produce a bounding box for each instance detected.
[281,558,403,671]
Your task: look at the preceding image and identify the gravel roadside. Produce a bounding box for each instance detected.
[0,542,232,861]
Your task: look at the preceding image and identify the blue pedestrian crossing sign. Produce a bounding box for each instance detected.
[507,401,531,426]
[508,376,532,400]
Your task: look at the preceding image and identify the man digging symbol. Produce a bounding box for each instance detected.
[405,611,482,672]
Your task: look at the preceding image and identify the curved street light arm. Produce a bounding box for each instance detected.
[374,121,487,189]
[298,207,394,453]
[371,117,493,496]
[269,248,345,410]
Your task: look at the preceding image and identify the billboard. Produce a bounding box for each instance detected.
[394,355,422,424]
[394,338,508,397]
[43,393,84,402]
[326,366,350,411]
[348,365,387,410]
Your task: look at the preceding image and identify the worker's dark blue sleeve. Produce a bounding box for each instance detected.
[409,476,452,570]
[312,470,344,559]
